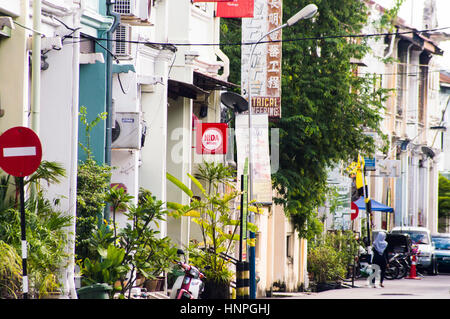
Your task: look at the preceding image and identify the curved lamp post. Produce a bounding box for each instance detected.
[246,4,318,299]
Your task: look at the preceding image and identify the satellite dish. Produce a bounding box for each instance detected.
[421,146,435,159]
[221,92,248,113]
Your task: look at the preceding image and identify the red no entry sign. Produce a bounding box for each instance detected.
[351,201,359,221]
[0,126,42,177]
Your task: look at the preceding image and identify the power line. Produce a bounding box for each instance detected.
[63,26,450,48]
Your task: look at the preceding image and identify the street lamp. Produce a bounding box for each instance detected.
[245,3,318,299]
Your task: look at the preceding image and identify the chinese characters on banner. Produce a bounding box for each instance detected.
[241,0,282,118]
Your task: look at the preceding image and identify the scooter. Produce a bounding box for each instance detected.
[169,249,206,299]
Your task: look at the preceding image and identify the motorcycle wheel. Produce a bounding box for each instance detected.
[385,264,399,280]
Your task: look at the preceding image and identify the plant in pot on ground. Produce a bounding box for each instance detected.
[307,230,358,291]
[167,161,260,299]
[78,188,178,298]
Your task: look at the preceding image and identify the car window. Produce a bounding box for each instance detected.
[431,237,450,250]
[392,231,429,244]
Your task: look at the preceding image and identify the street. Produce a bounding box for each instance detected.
[269,273,450,299]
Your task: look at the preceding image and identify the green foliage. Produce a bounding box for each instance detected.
[76,106,112,261]
[0,240,22,299]
[78,189,178,298]
[0,162,71,298]
[79,243,127,288]
[167,161,259,284]
[438,174,450,219]
[75,157,112,261]
[79,105,107,159]
[105,185,133,240]
[221,0,390,238]
[308,231,358,283]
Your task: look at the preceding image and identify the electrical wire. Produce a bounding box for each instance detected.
[62,26,450,47]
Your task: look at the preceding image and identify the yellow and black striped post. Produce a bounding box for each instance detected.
[236,261,250,299]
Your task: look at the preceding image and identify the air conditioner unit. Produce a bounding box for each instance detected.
[112,112,143,149]
[113,0,151,23]
[112,24,131,58]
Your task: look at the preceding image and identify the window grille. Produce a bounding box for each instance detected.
[114,0,133,15]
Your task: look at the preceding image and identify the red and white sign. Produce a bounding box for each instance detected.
[351,201,359,221]
[216,0,254,18]
[193,0,233,2]
[196,123,228,155]
[0,126,42,177]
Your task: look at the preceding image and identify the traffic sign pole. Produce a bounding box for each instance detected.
[0,126,42,299]
[19,177,28,299]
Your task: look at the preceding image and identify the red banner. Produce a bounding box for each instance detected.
[193,0,233,2]
[216,0,254,18]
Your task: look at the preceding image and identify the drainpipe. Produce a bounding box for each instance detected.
[104,1,120,221]
[66,0,84,299]
[31,0,42,133]
[383,29,397,60]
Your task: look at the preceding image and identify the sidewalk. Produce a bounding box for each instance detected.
[263,274,450,299]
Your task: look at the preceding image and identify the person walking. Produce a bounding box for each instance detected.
[372,232,389,287]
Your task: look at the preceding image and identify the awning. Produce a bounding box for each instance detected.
[193,71,239,91]
[112,63,136,74]
[396,25,443,56]
[168,79,208,100]
[354,197,394,213]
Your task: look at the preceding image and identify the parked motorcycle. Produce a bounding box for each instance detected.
[169,249,206,299]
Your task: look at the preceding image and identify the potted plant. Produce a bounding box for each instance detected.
[167,161,260,299]
[77,241,127,299]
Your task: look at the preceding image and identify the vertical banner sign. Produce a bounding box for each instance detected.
[235,114,272,203]
[326,165,352,230]
[242,0,282,118]
[0,126,43,299]
[216,0,255,18]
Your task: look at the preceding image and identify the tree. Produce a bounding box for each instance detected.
[438,174,450,230]
[221,0,390,238]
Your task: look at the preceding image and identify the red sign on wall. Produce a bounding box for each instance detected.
[216,0,254,18]
[196,123,228,155]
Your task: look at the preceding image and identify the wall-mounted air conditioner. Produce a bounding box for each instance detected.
[112,112,144,149]
[112,24,132,58]
[113,0,151,23]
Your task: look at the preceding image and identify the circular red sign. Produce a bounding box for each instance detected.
[0,126,42,177]
[351,201,359,221]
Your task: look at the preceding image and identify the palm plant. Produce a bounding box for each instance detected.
[167,161,260,287]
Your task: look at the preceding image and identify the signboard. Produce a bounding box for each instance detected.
[0,126,42,177]
[196,123,228,154]
[251,96,281,117]
[376,159,401,178]
[364,157,376,171]
[235,114,272,203]
[242,0,282,118]
[216,0,254,18]
[327,165,352,230]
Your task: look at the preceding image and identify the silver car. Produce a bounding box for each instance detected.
[390,226,438,275]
